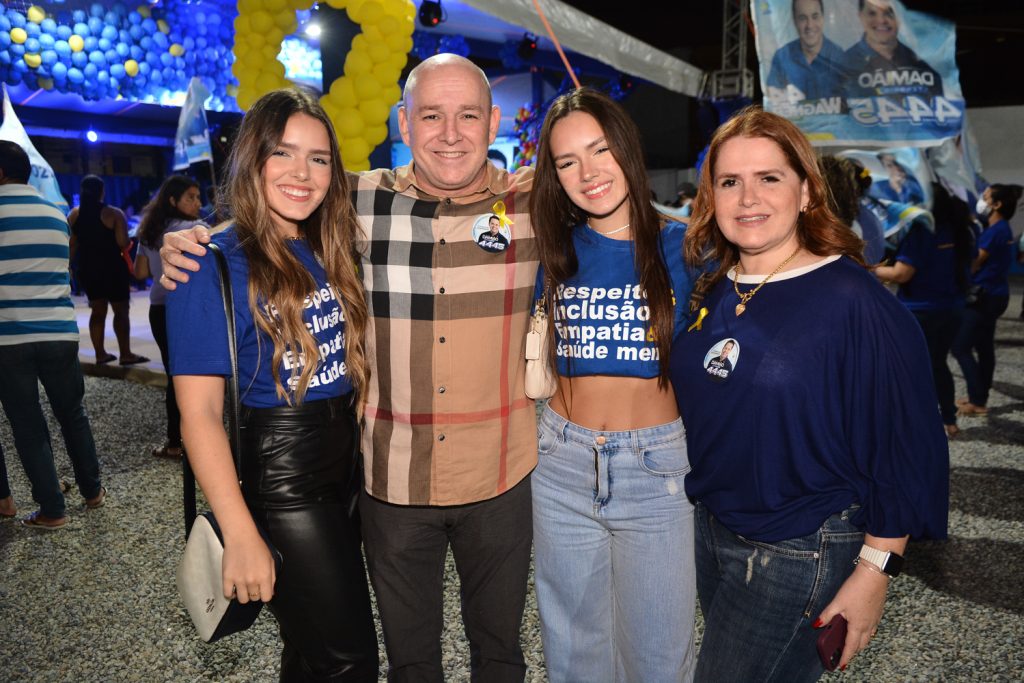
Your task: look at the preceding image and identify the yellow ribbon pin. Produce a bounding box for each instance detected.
[491,200,514,229]
[687,307,708,332]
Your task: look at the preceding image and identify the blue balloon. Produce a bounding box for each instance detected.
[41,49,57,65]
[101,25,116,41]
[138,60,150,75]
[5,72,20,86]
[208,13,221,26]
[71,51,87,68]
[84,37,98,52]
[105,48,117,63]
[0,16,10,32]
[9,11,26,29]
[175,68,185,82]
[128,11,141,26]
[12,58,26,74]
[174,56,184,70]
[25,22,41,38]
[141,18,156,34]
[56,25,71,40]
[36,64,50,78]
[146,52,160,68]
[51,61,66,79]
[140,36,152,51]
[83,62,97,78]
[71,9,86,23]
[10,44,25,57]
[195,37,207,50]
[183,52,195,66]
[98,38,111,51]
[159,51,172,67]
[149,69,162,85]
[129,45,142,60]
[87,18,103,35]
[0,33,11,49]
[110,63,124,79]
[115,42,128,58]
[55,39,70,57]
[22,72,37,89]
[152,32,168,50]
[41,18,56,35]
[90,3,104,18]
[128,25,142,41]
[0,51,10,66]
[73,22,89,37]
[39,34,54,50]
[105,11,119,26]
[182,36,194,51]
[88,50,105,67]
[195,11,207,25]
[134,73,146,87]
[25,38,40,53]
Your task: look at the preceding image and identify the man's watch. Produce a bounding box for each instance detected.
[858,544,904,578]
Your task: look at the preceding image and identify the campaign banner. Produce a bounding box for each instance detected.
[752,0,964,147]
[173,77,213,171]
[0,85,69,214]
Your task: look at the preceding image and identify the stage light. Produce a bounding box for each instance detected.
[305,22,321,38]
[517,32,537,61]
[86,129,98,143]
[418,0,444,28]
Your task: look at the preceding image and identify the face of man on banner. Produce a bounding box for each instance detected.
[859,0,900,54]
[794,0,825,56]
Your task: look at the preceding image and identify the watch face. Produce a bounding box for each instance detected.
[883,552,905,578]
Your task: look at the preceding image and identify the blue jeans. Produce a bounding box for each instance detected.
[533,406,696,683]
[0,341,101,518]
[693,502,863,683]
[952,293,1009,406]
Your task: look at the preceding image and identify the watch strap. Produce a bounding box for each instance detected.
[858,544,903,578]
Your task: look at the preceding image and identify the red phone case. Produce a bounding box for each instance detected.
[816,614,848,671]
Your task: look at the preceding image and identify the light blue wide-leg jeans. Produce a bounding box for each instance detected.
[532,405,696,683]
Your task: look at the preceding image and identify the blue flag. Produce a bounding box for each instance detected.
[0,84,69,214]
[173,78,213,171]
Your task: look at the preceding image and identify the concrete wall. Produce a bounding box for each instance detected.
[968,105,1024,239]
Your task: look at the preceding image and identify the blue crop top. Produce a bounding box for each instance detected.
[534,221,692,379]
[167,228,353,408]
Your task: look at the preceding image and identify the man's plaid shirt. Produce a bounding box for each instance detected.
[350,163,539,506]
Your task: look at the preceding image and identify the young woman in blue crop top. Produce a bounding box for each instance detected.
[167,90,377,680]
[529,87,696,682]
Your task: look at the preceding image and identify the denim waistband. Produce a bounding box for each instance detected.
[241,392,354,426]
[540,404,684,448]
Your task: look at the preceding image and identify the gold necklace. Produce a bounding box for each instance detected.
[731,247,801,316]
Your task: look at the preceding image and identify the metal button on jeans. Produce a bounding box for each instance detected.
[595,435,607,446]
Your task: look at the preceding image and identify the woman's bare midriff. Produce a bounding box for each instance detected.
[548,375,680,432]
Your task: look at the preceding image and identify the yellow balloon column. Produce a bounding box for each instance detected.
[232,0,415,171]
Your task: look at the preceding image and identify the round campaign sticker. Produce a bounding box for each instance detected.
[703,338,739,383]
[472,213,512,253]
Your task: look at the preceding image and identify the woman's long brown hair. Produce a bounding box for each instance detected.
[222,88,369,410]
[530,87,675,386]
[684,106,865,312]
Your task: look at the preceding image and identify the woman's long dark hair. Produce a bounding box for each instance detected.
[930,183,973,292]
[989,183,1023,220]
[224,88,369,409]
[136,175,199,249]
[79,174,104,209]
[530,87,674,386]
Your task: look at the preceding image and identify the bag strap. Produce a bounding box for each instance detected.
[208,242,242,479]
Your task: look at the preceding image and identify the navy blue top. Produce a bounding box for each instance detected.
[167,228,353,407]
[767,38,845,101]
[671,256,948,542]
[841,37,943,100]
[972,219,1013,297]
[536,221,693,379]
[894,222,964,311]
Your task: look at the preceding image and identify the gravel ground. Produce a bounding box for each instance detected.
[1,310,1022,682]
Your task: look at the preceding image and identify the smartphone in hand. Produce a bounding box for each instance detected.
[816,614,848,671]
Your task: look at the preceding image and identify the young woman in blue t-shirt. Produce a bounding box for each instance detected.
[951,182,1022,415]
[167,89,377,680]
[529,87,696,681]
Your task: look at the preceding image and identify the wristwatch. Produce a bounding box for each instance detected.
[858,544,904,578]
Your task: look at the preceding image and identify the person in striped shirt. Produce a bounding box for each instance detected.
[0,140,105,530]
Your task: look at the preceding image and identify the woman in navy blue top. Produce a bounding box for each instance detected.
[874,183,973,437]
[951,183,1021,415]
[671,108,948,681]
[167,89,377,680]
[529,88,697,681]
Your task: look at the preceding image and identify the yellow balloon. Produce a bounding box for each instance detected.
[324,0,348,8]
[346,159,371,172]
[364,123,388,146]
[250,11,274,34]
[236,91,256,111]
[359,97,389,124]
[350,34,367,54]
[256,71,282,93]
[10,28,27,45]
[382,83,401,105]
[362,25,383,43]
[354,72,381,99]
[384,32,407,53]
[68,34,84,52]
[341,136,370,163]
[124,59,139,77]
[234,15,252,34]
[157,19,170,34]
[336,107,365,138]
[344,48,373,75]
[378,16,398,35]
[137,5,151,19]
[262,44,281,62]
[247,32,266,50]
[368,42,390,64]
[237,0,259,13]
[263,0,287,12]
[273,11,297,33]
[24,53,41,68]
[169,43,185,57]
[372,62,400,87]
[27,6,46,24]
[360,1,384,25]
[329,76,357,106]
[39,76,53,90]
[388,51,408,72]
[227,84,239,97]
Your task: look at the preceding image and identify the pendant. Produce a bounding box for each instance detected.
[735,303,746,316]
